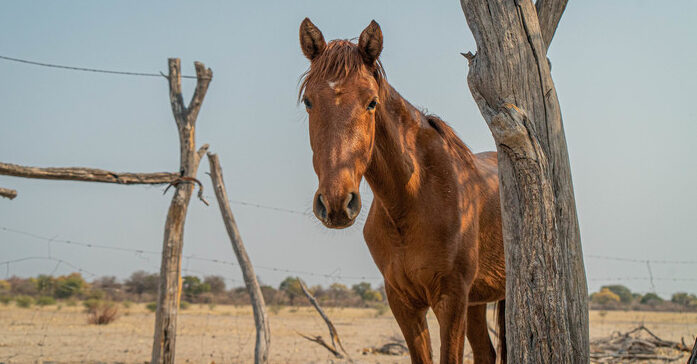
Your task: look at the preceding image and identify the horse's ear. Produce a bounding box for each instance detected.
[358,20,383,65]
[300,18,326,61]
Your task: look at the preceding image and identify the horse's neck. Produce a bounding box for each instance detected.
[364,87,433,219]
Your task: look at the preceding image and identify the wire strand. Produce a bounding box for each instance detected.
[0,55,199,79]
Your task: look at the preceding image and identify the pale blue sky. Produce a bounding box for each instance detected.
[0,1,695,297]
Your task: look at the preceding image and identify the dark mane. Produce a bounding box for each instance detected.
[299,39,388,101]
[426,115,476,167]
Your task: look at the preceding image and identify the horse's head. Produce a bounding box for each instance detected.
[299,18,384,229]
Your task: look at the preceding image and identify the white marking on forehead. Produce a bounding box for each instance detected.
[328,80,339,90]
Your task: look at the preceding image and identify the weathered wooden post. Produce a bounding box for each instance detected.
[207,152,271,364]
[151,58,212,364]
[459,0,589,363]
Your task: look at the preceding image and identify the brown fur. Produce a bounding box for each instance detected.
[299,18,507,364]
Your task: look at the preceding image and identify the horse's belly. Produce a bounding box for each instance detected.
[468,275,505,305]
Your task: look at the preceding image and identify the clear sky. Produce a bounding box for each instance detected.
[1,1,695,297]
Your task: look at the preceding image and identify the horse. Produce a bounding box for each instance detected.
[298,18,507,364]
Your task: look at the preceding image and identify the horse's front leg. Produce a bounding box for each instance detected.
[385,284,433,364]
[432,281,469,364]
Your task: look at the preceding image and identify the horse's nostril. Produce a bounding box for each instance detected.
[314,193,328,221]
[345,192,361,219]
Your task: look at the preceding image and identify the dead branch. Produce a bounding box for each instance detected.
[297,332,343,358]
[362,342,409,356]
[0,187,17,200]
[297,279,350,360]
[590,325,690,363]
[207,152,270,364]
[0,162,178,184]
[688,336,697,364]
[535,0,568,50]
[163,175,209,206]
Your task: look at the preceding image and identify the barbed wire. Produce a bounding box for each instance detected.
[585,254,697,265]
[0,54,200,79]
[0,225,381,282]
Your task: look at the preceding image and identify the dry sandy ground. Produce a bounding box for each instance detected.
[1,303,696,363]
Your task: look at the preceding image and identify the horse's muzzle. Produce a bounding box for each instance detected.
[313,191,361,229]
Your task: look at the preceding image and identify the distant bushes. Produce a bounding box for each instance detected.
[589,285,697,311]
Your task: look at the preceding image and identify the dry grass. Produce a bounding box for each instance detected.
[86,301,119,325]
[0,304,695,363]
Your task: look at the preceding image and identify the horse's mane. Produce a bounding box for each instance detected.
[299,40,388,101]
[426,115,476,167]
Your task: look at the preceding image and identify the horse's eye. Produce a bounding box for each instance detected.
[303,98,312,109]
[367,99,378,111]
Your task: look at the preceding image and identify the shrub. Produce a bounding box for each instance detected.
[83,298,101,312]
[179,301,190,310]
[65,298,77,307]
[591,288,620,305]
[640,293,664,306]
[601,285,633,304]
[124,271,159,297]
[86,301,119,325]
[374,303,389,317]
[54,273,86,299]
[15,295,33,308]
[146,302,158,312]
[268,304,282,315]
[671,292,697,306]
[0,295,11,305]
[36,296,56,306]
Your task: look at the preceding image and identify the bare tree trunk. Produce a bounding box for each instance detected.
[0,187,17,200]
[151,58,212,364]
[206,152,271,364]
[459,0,588,363]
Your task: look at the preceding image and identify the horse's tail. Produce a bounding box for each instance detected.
[496,299,507,364]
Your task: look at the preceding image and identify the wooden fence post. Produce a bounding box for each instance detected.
[151,58,212,364]
[207,152,271,364]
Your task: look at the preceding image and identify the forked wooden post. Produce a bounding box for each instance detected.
[207,152,271,364]
[151,58,212,364]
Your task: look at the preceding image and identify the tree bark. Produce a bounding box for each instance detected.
[0,162,179,184]
[0,187,17,200]
[459,0,588,363]
[151,58,212,364]
[207,152,271,364]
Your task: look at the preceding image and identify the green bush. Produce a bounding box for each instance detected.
[591,288,620,305]
[601,285,634,304]
[36,296,56,306]
[54,273,86,299]
[83,298,101,312]
[65,298,78,307]
[15,295,33,308]
[640,293,664,306]
[179,301,190,310]
[0,295,11,305]
[146,302,158,312]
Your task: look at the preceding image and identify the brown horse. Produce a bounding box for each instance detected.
[299,18,507,364]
